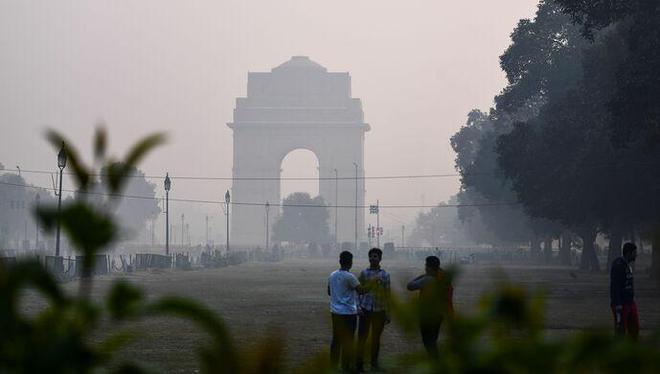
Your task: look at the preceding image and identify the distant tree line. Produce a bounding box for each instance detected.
[0,161,159,250]
[449,0,660,275]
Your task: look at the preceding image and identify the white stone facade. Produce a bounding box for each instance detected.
[227,56,369,247]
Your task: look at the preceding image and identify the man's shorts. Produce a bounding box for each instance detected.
[611,303,639,339]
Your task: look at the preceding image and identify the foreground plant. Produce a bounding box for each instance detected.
[0,129,328,373]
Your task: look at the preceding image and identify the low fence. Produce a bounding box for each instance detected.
[134,253,171,270]
[0,245,285,281]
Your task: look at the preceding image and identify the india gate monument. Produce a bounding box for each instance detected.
[228,56,370,247]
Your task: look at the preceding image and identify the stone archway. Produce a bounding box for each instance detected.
[227,56,370,247]
[279,148,320,198]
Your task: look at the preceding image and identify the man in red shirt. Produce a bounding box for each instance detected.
[407,256,454,359]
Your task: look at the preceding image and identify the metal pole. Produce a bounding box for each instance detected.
[376,199,380,248]
[55,167,63,257]
[334,168,338,249]
[181,214,184,248]
[368,224,372,248]
[353,162,358,252]
[265,202,270,250]
[165,191,169,255]
[206,215,209,245]
[226,199,230,254]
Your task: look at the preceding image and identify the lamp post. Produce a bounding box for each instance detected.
[334,168,338,249]
[164,173,171,256]
[353,162,358,252]
[181,214,185,248]
[225,190,230,253]
[376,199,380,249]
[55,143,67,257]
[265,201,270,251]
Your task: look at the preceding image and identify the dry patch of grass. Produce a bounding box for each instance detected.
[23,258,659,372]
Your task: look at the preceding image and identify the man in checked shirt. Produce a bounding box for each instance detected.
[356,248,391,372]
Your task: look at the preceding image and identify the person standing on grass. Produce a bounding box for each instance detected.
[610,242,639,339]
[328,251,364,372]
[407,256,454,360]
[356,248,391,372]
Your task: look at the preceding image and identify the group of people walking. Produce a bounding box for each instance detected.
[327,248,453,372]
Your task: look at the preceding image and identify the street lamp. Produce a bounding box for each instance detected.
[225,190,230,253]
[181,214,185,248]
[265,201,270,251]
[164,173,171,256]
[353,162,358,252]
[334,168,338,249]
[55,143,67,257]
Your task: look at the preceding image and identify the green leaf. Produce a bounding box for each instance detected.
[36,203,117,255]
[45,130,91,191]
[122,134,165,175]
[93,126,107,163]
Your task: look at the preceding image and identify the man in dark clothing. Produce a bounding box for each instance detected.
[610,242,639,339]
[407,256,454,359]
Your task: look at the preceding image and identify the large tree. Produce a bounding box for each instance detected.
[451,1,584,259]
[0,173,54,250]
[451,111,537,247]
[272,192,330,245]
[554,0,660,275]
[408,196,471,247]
[83,164,161,240]
[496,1,660,272]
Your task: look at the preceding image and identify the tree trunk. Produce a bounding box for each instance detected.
[559,231,572,266]
[530,237,541,260]
[607,228,623,272]
[579,228,600,272]
[652,224,660,285]
[543,238,553,263]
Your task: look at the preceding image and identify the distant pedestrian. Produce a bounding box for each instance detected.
[407,256,454,360]
[328,251,364,372]
[610,242,639,339]
[356,248,391,372]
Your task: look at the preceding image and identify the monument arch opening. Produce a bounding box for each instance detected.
[227,56,369,247]
[280,148,320,198]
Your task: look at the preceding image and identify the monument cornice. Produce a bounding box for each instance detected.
[227,121,371,131]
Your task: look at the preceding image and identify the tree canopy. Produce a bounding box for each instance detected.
[272,192,330,245]
[0,173,54,249]
[101,164,161,240]
[450,0,660,271]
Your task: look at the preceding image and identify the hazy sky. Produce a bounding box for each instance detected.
[0,0,538,241]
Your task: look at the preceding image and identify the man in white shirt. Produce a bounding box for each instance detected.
[328,251,364,372]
